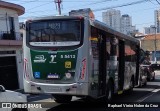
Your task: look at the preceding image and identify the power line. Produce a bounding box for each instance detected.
[156,0,160,5]
[5,0,106,3]
[23,0,116,15]
[93,0,149,12]
[25,2,52,11]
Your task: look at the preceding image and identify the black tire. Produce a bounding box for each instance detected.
[83,96,96,103]
[106,80,114,101]
[127,77,134,93]
[147,72,151,81]
[144,81,147,86]
[138,76,143,88]
[53,95,72,103]
[12,108,28,111]
[138,80,142,88]
[152,72,155,81]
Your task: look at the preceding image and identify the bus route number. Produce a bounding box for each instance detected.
[49,23,61,30]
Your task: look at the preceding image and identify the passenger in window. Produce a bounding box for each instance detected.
[142,56,151,65]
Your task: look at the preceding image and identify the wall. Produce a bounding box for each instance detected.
[0,7,23,89]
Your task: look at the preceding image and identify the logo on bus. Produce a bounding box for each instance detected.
[65,61,71,68]
[34,55,46,63]
[49,55,57,63]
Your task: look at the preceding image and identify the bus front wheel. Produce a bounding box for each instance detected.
[52,95,72,103]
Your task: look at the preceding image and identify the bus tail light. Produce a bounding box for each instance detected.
[24,58,30,81]
[79,58,87,80]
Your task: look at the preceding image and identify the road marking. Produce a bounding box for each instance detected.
[137,92,155,103]
[134,88,154,91]
[136,88,160,103]
[33,98,55,102]
[152,89,160,92]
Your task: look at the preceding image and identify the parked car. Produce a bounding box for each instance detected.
[0,85,28,111]
[150,63,160,71]
[141,64,155,81]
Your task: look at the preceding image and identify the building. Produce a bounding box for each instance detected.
[155,10,160,33]
[0,1,25,90]
[121,14,132,35]
[102,10,136,35]
[102,9,121,32]
[69,8,95,19]
[141,33,160,63]
[144,25,156,34]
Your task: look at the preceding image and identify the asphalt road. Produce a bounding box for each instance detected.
[28,71,160,111]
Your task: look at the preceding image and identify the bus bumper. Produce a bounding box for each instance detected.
[24,80,88,95]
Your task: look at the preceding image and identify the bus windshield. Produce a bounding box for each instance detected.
[27,19,83,47]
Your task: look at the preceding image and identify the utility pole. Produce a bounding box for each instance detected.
[154,26,157,63]
[54,0,62,15]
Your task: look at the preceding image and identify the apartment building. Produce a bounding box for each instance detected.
[102,9,121,32]
[0,1,25,90]
[102,9,136,35]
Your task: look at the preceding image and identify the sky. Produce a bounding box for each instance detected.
[4,0,160,32]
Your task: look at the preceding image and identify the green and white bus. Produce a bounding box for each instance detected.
[23,15,141,103]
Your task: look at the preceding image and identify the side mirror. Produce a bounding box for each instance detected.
[0,85,5,92]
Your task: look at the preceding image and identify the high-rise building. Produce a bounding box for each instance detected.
[102,10,136,35]
[144,25,156,34]
[102,9,121,32]
[121,14,132,35]
[155,10,160,33]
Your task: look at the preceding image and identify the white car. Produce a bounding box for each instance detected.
[0,85,28,111]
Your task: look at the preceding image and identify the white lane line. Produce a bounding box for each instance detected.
[136,88,160,103]
[137,92,155,103]
[33,98,55,102]
[152,89,160,92]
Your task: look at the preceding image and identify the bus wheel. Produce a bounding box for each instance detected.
[106,80,114,101]
[83,96,96,103]
[52,95,72,103]
[138,80,142,88]
[152,72,155,81]
[128,78,134,93]
[138,76,143,88]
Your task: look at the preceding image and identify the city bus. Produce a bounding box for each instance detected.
[23,15,141,103]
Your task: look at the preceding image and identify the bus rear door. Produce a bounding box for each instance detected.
[118,40,125,94]
[98,32,107,96]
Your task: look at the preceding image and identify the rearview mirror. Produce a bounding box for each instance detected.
[0,85,5,92]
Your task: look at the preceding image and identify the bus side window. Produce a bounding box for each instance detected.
[139,49,145,64]
[106,37,110,60]
[110,36,118,60]
[91,26,99,59]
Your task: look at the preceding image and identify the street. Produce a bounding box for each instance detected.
[28,71,160,111]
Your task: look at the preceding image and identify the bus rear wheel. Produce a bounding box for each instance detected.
[127,78,134,93]
[52,95,72,103]
[106,80,114,101]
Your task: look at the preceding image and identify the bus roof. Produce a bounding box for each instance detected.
[25,15,84,22]
[89,19,140,45]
